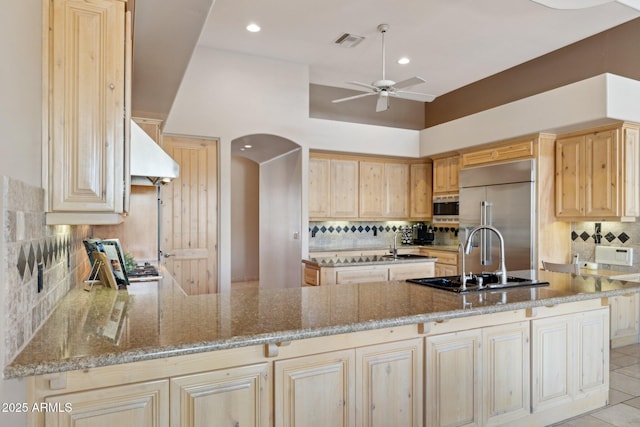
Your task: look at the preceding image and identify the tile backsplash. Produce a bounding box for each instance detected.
[571,221,640,272]
[309,221,459,251]
[1,176,91,366]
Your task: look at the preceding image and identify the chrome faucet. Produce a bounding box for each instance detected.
[461,224,508,285]
[389,230,402,259]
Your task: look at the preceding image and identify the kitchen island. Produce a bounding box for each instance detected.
[7,269,639,426]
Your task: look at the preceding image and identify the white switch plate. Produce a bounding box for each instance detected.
[595,246,633,266]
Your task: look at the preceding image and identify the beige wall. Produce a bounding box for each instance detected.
[231,157,260,282]
[425,17,640,127]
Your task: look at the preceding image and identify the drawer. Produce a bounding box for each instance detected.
[389,263,435,281]
[336,268,388,285]
[304,266,320,286]
[426,250,458,266]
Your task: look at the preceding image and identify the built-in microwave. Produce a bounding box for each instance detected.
[433,194,459,223]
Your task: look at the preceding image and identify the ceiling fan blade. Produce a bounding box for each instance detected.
[393,76,426,90]
[332,92,376,104]
[376,92,389,112]
[346,81,379,90]
[393,90,437,102]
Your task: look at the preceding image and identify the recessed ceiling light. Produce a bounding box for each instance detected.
[246,23,261,33]
[244,144,252,148]
[397,57,410,65]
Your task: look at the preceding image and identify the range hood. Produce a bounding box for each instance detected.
[130,120,179,185]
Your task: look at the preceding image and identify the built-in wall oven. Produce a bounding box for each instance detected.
[433,194,459,223]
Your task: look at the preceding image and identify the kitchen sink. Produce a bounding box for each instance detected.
[382,254,431,259]
[408,273,549,293]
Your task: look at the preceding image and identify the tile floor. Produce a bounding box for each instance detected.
[552,343,640,426]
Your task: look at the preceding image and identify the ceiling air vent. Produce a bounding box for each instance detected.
[334,33,365,48]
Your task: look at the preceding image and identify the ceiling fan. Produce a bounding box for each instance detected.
[332,23,436,112]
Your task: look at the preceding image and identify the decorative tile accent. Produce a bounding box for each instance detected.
[619,232,630,244]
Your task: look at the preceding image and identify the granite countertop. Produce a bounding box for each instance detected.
[5,269,640,379]
[303,254,438,267]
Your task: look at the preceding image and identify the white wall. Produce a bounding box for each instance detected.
[0,2,41,424]
[260,150,303,288]
[164,47,420,289]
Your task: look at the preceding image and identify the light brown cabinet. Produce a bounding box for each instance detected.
[170,363,270,427]
[44,380,169,427]
[460,139,534,168]
[410,163,433,219]
[425,322,530,427]
[302,261,436,286]
[610,293,640,348]
[432,156,459,194]
[359,161,409,218]
[555,123,640,220]
[275,349,355,427]
[421,249,459,276]
[43,0,131,225]
[309,155,359,219]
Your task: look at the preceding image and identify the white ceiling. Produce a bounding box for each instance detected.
[196,0,640,100]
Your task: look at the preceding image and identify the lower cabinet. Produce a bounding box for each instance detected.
[610,293,640,348]
[425,322,530,427]
[530,307,609,425]
[170,363,270,427]
[43,380,169,427]
[303,261,436,286]
[274,339,423,427]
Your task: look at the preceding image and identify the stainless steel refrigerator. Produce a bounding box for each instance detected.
[459,159,536,274]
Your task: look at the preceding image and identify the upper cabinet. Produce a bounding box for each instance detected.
[410,162,433,219]
[309,152,429,221]
[359,161,409,218]
[556,123,640,220]
[432,155,459,194]
[309,154,358,219]
[43,0,131,225]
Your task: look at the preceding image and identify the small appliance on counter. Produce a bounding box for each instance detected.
[413,223,435,245]
[127,263,162,282]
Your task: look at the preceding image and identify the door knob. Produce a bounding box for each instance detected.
[163,253,174,258]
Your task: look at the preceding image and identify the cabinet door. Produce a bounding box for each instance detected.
[531,315,573,412]
[622,126,640,217]
[447,156,460,192]
[585,130,618,217]
[555,136,585,217]
[610,293,640,348]
[385,163,409,217]
[388,263,435,281]
[170,363,270,427]
[410,163,433,219]
[331,159,359,218]
[359,161,385,217]
[482,322,530,427]
[575,308,608,396]
[47,0,127,216]
[425,329,481,427]
[309,157,331,218]
[275,350,355,427]
[44,380,168,427]
[432,158,449,194]
[356,339,423,427]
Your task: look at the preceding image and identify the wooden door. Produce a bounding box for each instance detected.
[331,159,359,218]
[384,162,409,217]
[482,322,530,426]
[410,163,433,219]
[44,380,169,427]
[275,349,355,427]
[309,157,331,218]
[425,329,481,427]
[161,136,218,294]
[555,136,585,217]
[356,339,423,427]
[359,161,385,217]
[170,363,270,427]
[585,130,618,217]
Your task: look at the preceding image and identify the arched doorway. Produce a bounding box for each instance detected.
[231,134,302,289]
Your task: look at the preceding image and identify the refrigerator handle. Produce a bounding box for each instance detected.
[480,201,487,265]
